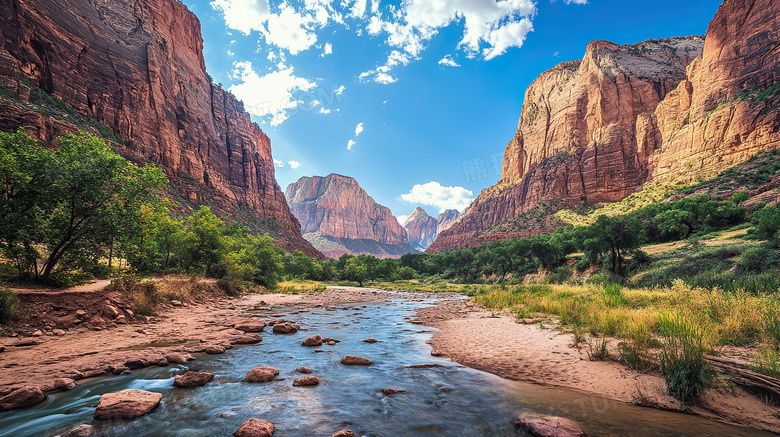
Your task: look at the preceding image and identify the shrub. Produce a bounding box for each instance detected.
[0,288,18,323]
[658,312,714,403]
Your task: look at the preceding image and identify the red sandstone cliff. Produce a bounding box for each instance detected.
[403,207,438,251]
[285,174,414,259]
[429,0,780,253]
[0,0,319,257]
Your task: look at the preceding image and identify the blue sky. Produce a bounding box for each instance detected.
[186,0,722,223]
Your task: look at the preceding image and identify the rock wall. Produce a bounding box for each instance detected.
[0,0,319,257]
[430,0,780,253]
[285,174,414,259]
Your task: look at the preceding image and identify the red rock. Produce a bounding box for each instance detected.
[272,322,299,334]
[173,371,214,388]
[61,424,95,437]
[102,305,120,319]
[515,414,587,437]
[234,321,266,332]
[331,430,355,437]
[52,329,66,336]
[232,333,263,345]
[301,335,323,347]
[285,174,414,258]
[429,0,780,252]
[0,0,320,257]
[165,352,193,364]
[340,355,372,365]
[320,337,340,343]
[94,389,162,420]
[244,366,279,382]
[295,366,314,374]
[124,358,149,369]
[204,344,227,354]
[40,378,76,393]
[292,376,321,387]
[362,337,378,343]
[381,388,406,396]
[233,418,274,437]
[0,386,46,411]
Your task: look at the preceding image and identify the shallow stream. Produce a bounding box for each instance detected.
[0,296,772,436]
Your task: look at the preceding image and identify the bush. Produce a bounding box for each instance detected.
[0,288,18,323]
[658,312,714,403]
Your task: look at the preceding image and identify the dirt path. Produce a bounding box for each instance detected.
[7,279,112,295]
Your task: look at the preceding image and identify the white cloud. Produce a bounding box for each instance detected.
[319,107,331,114]
[360,50,414,84]
[347,139,356,150]
[288,160,301,169]
[229,61,317,126]
[401,181,474,212]
[438,54,460,67]
[397,215,409,226]
[350,0,367,18]
[564,0,588,4]
[273,158,284,167]
[322,42,333,56]
[355,122,364,136]
[335,85,346,95]
[210,0,270,35]
[262,4,318,54]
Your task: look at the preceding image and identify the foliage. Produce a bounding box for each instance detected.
[658,312,714,403]
[0,288,18,323]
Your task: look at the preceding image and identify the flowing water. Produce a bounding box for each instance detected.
[0,295,773,436]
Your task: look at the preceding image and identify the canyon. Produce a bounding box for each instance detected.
[403,208,462,252]
[0,0,319,257]
[429,0,780,253]
[285,174,415,259]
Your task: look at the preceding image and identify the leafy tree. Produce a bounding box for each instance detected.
[751,204,780,240]
[223,235,282,288]
[177,206,226,275]
[585,215,641,277]
[343,257,367,286]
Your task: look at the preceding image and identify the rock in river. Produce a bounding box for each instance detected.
[514,414,588,437]
[60,424,94,437]
[292,376,322,387]
[0,386,46,411]
[233,418,274,437]
[93,389,162,420]
[244,366,280,382]
[341,355,372,365]
[332,430,355,437]
[174,371,214,388]
[301,335,323,347]
[272,322,299,334]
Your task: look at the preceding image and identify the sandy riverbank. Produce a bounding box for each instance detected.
[414,298,780,434]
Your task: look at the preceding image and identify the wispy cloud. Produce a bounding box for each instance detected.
[438,55,460,67]
[288,160,301,169]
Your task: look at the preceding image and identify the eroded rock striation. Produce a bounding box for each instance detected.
[0,0,319,257]
[429,0,780,252]
[285,174,415,258]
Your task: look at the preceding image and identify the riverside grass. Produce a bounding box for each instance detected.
[465,279,780,401]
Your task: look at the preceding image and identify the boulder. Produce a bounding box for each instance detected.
[295,366,314,374]
[52,329,66,336]
[41,378,77,393]
[232,333,263,345]
[234,321,266,332]
[173,371,214,388]
[94,389,162,420]
[109,363,130,375]
[362,337,378,343]
[244,366,279,382]
[61,424,95,437]
[320,337,340,343]
[0,386,46,411]
[233,418,274,437]
[204,344,227,354]
[341,355,372,365]
[332,430,355,437]
[124,358,149,369]
[165,352,193,364]
[292,376,322,387]
[514,414,588,437]
[301,335,323,347]
[103,305,120,319]
[272,322,299,334]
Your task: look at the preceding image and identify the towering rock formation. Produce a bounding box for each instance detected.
[403,207,438,251]
[436,210,461,235]
[285,174,415,259]
[429,0,780,253]
[0,0,319,257]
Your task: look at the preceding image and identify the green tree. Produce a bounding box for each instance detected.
[178,206,226,275]
[223,235,282,288]
[585,215,641,277]
[343,257,367,286]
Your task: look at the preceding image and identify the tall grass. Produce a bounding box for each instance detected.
[658,312,715,403]
[0,288,18,324]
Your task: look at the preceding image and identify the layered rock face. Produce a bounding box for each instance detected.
[285,174,415,259]
[429,0,780,253]
[403,207,438,251]
[0,0,318,257]
[436,210,461,235]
